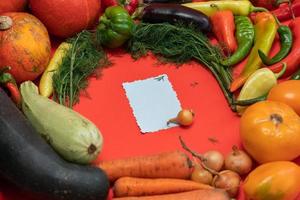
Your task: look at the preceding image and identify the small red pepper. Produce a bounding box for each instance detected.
[0,67,21,108]
[102,0,119,10]
[272,0,300,21]
[268,17,300,78]
[124,0,139,15]
[250,0,279,10]
[211,10,237,55]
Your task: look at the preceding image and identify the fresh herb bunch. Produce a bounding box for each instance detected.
[52,30,109,108]
[127,23,236,111]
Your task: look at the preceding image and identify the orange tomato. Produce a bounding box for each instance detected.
[240,101,300,164]
[243,161,300,200]
[267,80,300,116]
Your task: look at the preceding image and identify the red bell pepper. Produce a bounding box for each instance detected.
[272,0,300,21]
[268,17,300,77]
[251,0,282,10]
[210,10,237,55]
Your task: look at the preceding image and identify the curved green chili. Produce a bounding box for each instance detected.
[221,16,254,66]
[258,25,293,65]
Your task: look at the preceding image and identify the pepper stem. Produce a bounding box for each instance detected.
[0,16,13,30]
[274,62,287,79]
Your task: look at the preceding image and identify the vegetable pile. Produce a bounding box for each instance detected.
[0,0,300,200]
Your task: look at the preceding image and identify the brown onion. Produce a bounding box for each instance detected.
[168,109,194,126]
[212,170,241,198]
[224,146,253,175]
[191,164,213,185]
[202,150,224,172]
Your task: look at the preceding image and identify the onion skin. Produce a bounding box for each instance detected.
[202,150,224,172]
[224,146,253,175]
[168,109,194,126]
[212,170,241,198]
[191,165,213,185]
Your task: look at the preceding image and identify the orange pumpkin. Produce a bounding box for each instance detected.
[0,0,27,13]
[29,0,101,38]
[243,161,300,200]
[0,12,51,83]
[240,100,300,164]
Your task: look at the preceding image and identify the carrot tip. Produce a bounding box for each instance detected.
[230,76,247,92]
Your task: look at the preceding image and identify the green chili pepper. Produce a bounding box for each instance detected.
[222,16,254,67]
[230,12,278,92]
[97,6,135,48]
[258,25,293,65]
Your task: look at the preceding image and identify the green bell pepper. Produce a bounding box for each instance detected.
[97,6,135,48]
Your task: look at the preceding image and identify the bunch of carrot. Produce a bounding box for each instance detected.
[97,150,230,199]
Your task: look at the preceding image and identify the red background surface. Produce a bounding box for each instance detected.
[1,26,300,200]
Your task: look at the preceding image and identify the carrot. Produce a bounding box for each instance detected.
[112,189,230,200]
[97,150,192,182]
[113,177,213,197]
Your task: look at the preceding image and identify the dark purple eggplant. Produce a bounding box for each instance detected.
[143,0,192,4]
[141,3,211,33]
[0,87,109,200]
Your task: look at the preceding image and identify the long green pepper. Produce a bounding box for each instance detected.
[221,16,254,66]
[258,25,293,65]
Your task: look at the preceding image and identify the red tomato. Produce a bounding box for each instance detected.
[267,80,300,115]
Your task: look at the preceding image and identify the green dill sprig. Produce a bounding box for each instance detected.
[127,23,235,111]
[52,30,109,108]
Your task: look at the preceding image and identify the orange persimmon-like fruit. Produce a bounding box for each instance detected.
[243,161,300,200]
[240,100,300,164]
[267,80,300,116]
[0,12,51,83]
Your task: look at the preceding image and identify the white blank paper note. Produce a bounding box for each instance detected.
[123,74,182,133]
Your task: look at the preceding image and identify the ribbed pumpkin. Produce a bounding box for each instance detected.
[29,0,101,38]
[0,12,51,83]
[0,0,27,13]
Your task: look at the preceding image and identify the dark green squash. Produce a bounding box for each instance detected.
[0,88,109,200]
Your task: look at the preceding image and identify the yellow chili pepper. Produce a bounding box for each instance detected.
[236,63,286,114]
[183,1,267,17]
[39,42,71,97]
[230,12,278,92]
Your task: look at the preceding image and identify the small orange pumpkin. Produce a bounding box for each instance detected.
[0,12,51,83]
[240,100,300,164]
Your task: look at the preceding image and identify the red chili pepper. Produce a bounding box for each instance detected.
[5,82,21,108]
[272,0,300,21]
[210,10,237,55]
[251,0,281,10]
[124,0,139,15]
[0,67,21,108]
[268,17,300,77]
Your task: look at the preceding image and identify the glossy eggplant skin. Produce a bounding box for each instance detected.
[143,0,192,4]
[141,3,211,33]
[0,88,109,200]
